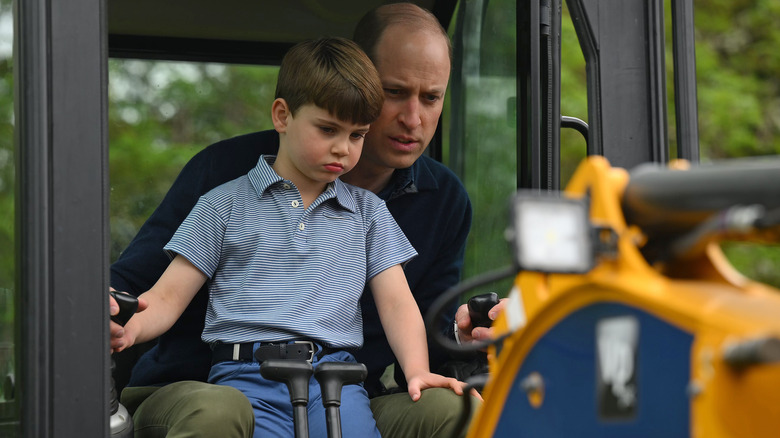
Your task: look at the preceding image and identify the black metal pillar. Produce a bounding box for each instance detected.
[567,0,669,169]
[15,0,109,436]
[671,0,700,163]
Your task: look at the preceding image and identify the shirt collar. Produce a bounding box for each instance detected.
[248,155,357,213]
[377,156,439,201]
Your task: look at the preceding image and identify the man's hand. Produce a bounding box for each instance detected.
[406,371,483,402]
[454,298,507,344]
[109,288,148,353]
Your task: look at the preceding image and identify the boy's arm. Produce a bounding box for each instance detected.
[370,265,470,401]
[117,255,207,350]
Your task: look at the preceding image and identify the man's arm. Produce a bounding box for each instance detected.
[110,149,220,296]
[110,131,277,295]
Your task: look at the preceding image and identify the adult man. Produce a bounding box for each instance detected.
[110,3,491,437]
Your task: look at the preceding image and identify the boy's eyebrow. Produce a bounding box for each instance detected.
[315,117,370,132]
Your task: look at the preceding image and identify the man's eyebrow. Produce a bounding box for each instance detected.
[381,79,405,88]
[381,80,446,95]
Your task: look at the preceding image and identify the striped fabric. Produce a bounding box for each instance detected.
[164,155,417,348]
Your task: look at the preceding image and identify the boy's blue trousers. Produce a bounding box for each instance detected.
[209,345,381,438]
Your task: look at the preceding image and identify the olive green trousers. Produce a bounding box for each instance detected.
[122,382,479,438]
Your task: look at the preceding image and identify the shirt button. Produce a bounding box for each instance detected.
[291,200,300,208]
[298,223,305,231]
[283,183,291,189]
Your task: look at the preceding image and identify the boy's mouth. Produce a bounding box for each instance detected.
[324,163,344,172]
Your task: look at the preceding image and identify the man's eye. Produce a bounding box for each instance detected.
[425,95,440,103]
[384,88,401,96]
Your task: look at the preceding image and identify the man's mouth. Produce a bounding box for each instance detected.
[390,136,418,150]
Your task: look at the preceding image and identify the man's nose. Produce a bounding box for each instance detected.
[398,98,422,129]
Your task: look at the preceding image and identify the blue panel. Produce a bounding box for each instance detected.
[493,302,693,438]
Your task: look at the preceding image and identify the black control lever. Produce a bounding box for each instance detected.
[109,291,138,438]
[314,362,368,438]
[110,291,139,326]
[467,292,500,328]
[261,359,314,438]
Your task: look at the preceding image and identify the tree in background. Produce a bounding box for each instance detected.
[107,60,278,260]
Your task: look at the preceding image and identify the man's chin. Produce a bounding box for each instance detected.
[386,153,421,170]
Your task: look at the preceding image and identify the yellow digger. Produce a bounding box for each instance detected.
[430,155,780,437]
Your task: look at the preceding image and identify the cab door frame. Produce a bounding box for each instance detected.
[14,0,109,436]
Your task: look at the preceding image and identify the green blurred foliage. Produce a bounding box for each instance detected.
[0,0,13,403]
[107,60,279,260]
[686,0,780,284]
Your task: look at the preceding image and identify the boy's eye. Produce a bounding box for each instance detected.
[320,126,335,134]
[350,132,366,140]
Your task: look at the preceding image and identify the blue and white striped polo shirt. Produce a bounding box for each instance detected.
[164,155,417,348]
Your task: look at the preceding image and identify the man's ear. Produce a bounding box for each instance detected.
[271,98,290,133]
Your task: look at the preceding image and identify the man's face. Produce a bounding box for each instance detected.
[363,26,451,171]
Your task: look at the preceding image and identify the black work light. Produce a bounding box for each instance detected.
[505,192,594,274]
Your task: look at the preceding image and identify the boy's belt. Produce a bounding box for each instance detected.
[212,341,334,364]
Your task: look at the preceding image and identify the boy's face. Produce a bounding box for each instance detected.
[274,102,370,186]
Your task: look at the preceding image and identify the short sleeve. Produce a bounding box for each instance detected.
[164,196,227,279]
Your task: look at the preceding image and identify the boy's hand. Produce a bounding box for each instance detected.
[406,372,483,402]
[454,298,508,344]
[109,288,148,353]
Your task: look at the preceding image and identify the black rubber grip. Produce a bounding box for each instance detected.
[110,291,138,327]
[467,292,499,328]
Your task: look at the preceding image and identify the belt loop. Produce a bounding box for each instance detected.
[232,343,241,361]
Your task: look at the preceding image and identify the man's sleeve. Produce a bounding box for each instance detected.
[425,198,471,324]
[109,131,274,296]
[110,149,217,296]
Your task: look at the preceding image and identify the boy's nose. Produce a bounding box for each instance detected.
[332,138,350,156]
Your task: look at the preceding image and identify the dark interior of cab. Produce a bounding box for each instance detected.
[107,0,456,64]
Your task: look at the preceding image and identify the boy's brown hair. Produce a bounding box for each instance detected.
[275,37,383,126]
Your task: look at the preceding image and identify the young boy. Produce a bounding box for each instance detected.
[112,37,469,437]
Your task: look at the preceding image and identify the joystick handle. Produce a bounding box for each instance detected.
[110,291,138,326]
[467,292,499,328]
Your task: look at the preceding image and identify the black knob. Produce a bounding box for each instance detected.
[467,292,499,328]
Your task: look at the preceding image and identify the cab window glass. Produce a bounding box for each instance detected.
[108,60,278,259]
[447,0,517,292]
[0,0,16,429]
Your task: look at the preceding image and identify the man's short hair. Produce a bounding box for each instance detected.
[275,37,383,126]
[352,2,452,65]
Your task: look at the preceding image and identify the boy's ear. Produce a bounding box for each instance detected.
[271,98,290,133]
